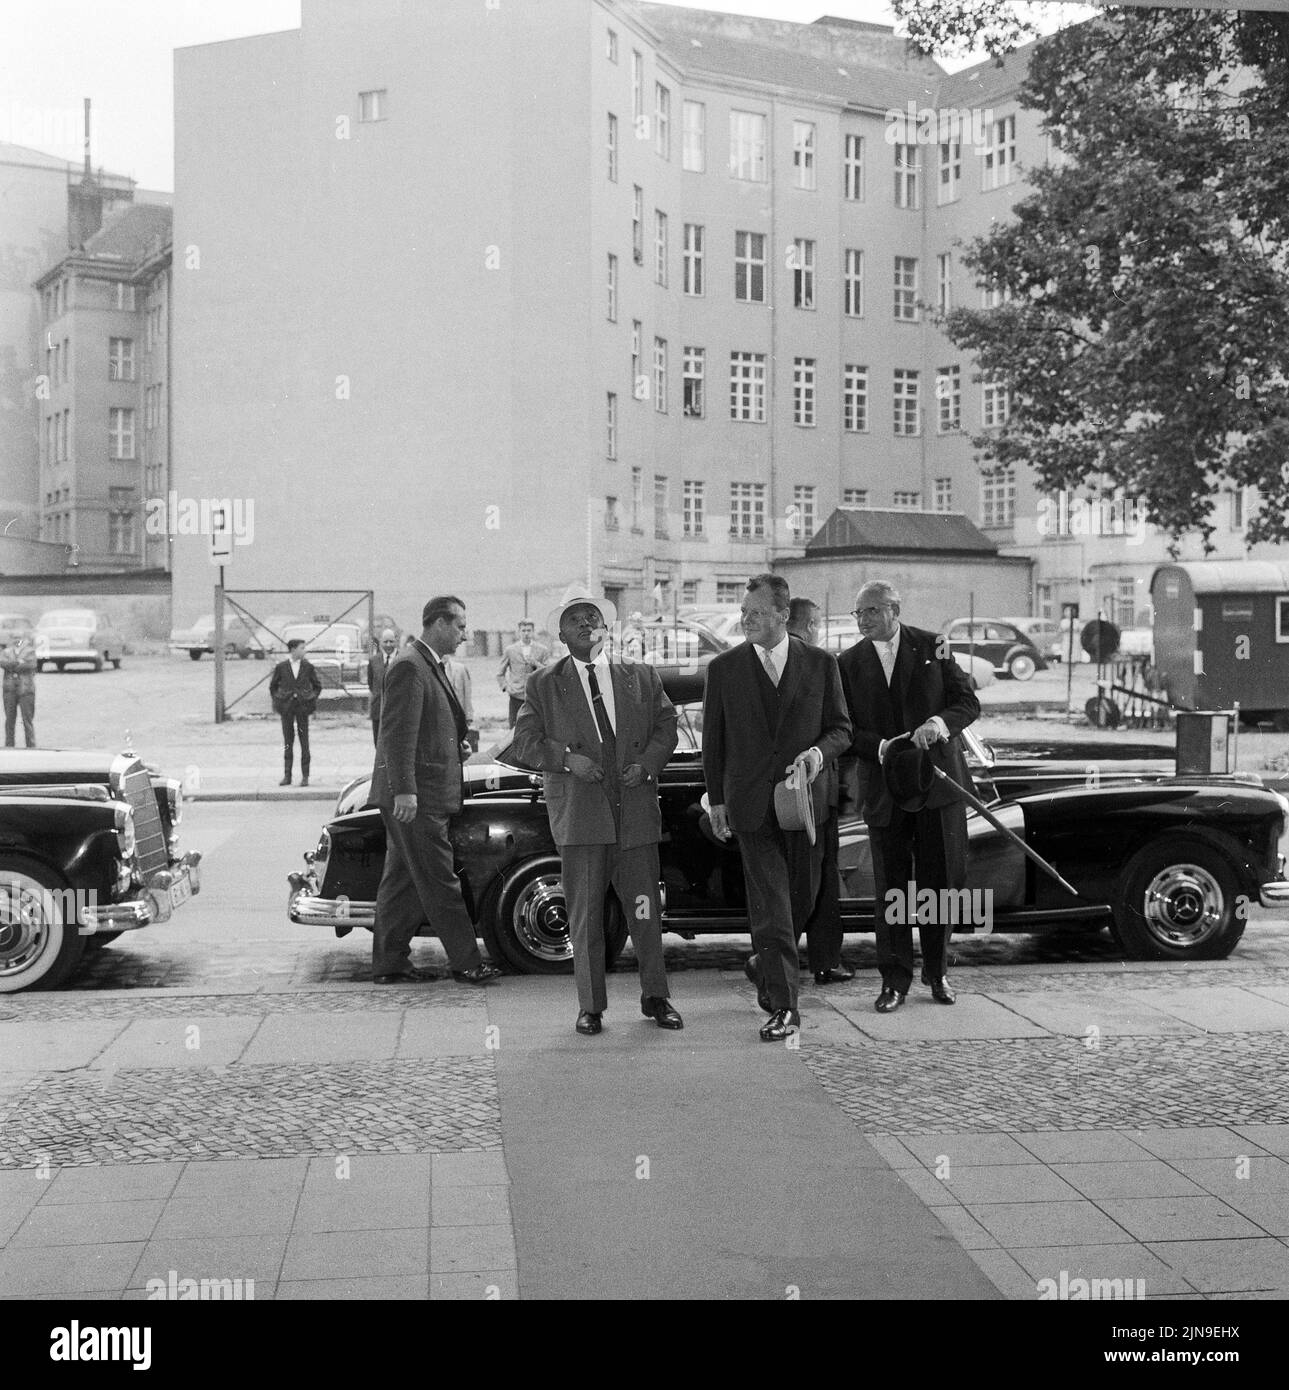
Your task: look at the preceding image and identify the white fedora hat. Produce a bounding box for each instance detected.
[546,586,618,642]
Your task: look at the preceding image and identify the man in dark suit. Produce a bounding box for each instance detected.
[269,639,323,786]
[512,588,681,1036]
[786,597,853,986]
[702,575,852,1041]
[368,628,399,746]
[369,596,502,986]
[837,580,980,1012]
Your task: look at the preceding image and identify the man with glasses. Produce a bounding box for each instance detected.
[837,581,979,1012]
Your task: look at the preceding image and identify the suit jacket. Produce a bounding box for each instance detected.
[1,638,37,696]
[367,648,397,721]
[836,623,979,828]
[370,644,469,815]
[497,639,552,697]
[269,658,322,715]
[702,638,852,836]
[511,656,678,849]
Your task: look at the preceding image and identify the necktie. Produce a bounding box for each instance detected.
[585,664,616,747]
[762,646,779,687]
[880,641,895,685]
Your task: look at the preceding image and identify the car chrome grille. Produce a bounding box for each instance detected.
[119,763,167,875]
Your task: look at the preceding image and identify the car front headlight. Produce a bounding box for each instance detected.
[165,777,183,827]
[114,803,136,861]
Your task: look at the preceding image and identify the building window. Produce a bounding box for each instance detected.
[844,133,865,199]
[843,365,869,433]
[716,579,744,603]
[730,110,767,181]
[1115,577,1137,627]
[982,380,1011,428]
[606,254,618,321]
[980,467,1016,527]
[631,321,644,399]
[844,248,863,316]
[792,238,815,309]
[729,482,767,538]
[894,143,920,208]
[793,121,816,189]
[938,141,961,203]
[607,113,618,181]
[843,488,868,506]
[683,480,705,536]
[606,28,618,62]
[936,253,953,315]
[791,485,817,541]
[683,347,705,418]
[729,353,767,423]
[632,186,643,264]
[682,100,705,171]
[654,210,668,286]
[605,496,620,531]
[631,466,643,530]
[606,393,617,459]
[893,491,922,510]
[631,51,644,129]
[983,113,1016,189]
[654,83,670,158]
[358,89,387,122]
[937,365,961,432]
[63,337,70,381]
[1230,487,1246,530]
[108,487,136,555]
[933,478,953,512]
[793,357,816,427]
[893,369,920,436]
[682,580,699,605]
[653,337,668,413]
[734,231,766,303]
[981,280,1013,310]
[894,257,919,321]
[654,474,669,537]
[682,223,704,295]
[109,406,135,459]
[115,283,135,311]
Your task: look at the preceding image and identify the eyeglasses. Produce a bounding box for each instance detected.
[853,605,892,620]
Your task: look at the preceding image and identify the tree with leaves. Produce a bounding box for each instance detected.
[898,2,1289,549]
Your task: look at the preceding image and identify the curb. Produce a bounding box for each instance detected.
[192,789,339,802]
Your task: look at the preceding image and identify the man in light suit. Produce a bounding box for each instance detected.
[367,628,399,746]
[497,620,551,727]
[1,631,37,747]
[703,575,852,1041]
[837,580,979,1012]
[512,588,682,1036]
[370,595,502,986]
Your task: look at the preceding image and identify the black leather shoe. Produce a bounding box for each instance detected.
[452,963,503,985]
[279,775,291,786]
[759,1007,800,1042]
[373,967,437,984]
[300,776,309,787]
[813,964,855,985]
[743,955,773,1013]
[875,987,907,1013]
[575,1010,602,1035]
[641,996,683,1029]
[924,974,956,1004]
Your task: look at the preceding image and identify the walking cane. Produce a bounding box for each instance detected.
[928,764,1083,899]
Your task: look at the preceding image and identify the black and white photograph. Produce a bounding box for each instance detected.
[2,0,1289,1341]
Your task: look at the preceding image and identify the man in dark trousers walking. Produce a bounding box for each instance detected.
[270,638,322,786]
[368,628,399,745]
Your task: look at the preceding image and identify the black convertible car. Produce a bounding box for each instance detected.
[288,684,1289,972]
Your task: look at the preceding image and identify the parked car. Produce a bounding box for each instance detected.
[608,616,728,665]
[941,618,1048,681]
[819,619,995,689]
[1002,617,1063,661]
[275,621,369,711]
[287,679,1287,971]
[168,613,268,661]
[680,606,745,646]
[257,614,306,655]
[0,745,201,990]
[33,609,123,672]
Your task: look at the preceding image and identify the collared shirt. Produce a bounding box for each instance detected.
[756,633,791,686]
[289,658,302,679]
[573,649,617,739]
[413,637,442,667]
[875,622,901,683]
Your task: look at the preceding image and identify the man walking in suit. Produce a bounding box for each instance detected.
[1,630,37,747]
[497,620,551,727]
[786,597,853,986]
[512,588,682,1036]
[370,596,502,986]
[270,639,323,786]
[837,580,979,1012]
[368,628,399,745]
[703,575,852,1041]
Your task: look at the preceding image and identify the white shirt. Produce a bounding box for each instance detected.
[573,650,617,739]
[873,622,949,756]
[756,633,791,686]
[289,658,302,679]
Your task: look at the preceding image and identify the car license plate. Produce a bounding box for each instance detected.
[169,875,192,909]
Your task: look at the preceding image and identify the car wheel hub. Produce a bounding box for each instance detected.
[511,874,572,962]
[1142,864,1223,946]
[0,880,55,976]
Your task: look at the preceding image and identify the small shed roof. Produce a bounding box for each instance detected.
[1152,561,1289,595]
[807,507,998,556]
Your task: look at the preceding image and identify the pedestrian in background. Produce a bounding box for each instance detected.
[497,619,551,727]
[445,652,475,751]
[270,638,322,786]
[1,631,37,747]
[368,628,399,746]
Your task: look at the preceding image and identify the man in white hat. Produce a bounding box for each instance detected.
[512,588,682,1036]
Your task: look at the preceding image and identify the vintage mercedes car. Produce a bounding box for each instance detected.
[288,674,1289,971]
[0,747,201,991]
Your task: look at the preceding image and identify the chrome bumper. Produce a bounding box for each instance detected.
[1259,879,1289,909]
[287,870,375,927]
[81,853,203,932]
